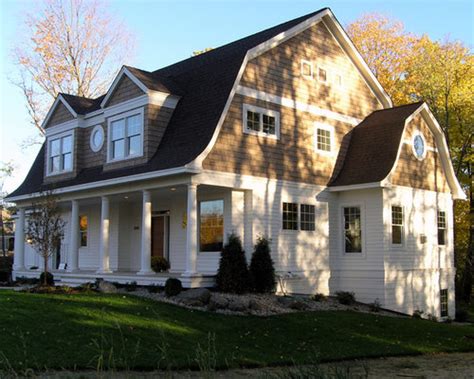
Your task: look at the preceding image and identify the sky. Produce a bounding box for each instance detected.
[0,0,473,194]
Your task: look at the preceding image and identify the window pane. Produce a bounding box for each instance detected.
[317,129,331,151]
[51,139,61,156]
[111,120,125,140]
[128,135,141,156]
[113,139,125,159]
[318,67,327,82]
[80,216,88,247]
[344,207,361,253]
[301,61,312,77]
[62,152,72,171]
[51,156,60,172]
[127,115,141,136]
[200,200,224,252]
[62,135,72,153]
[440,289,448,317]
[391,206,403,244]
[246,110,260,132]
[282,202,298,230]
[437,211,446,245]
[262,114,276,135]
[300,204,315,231]
[392,226,402,244]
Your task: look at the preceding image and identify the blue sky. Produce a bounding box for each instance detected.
[1,0,473,193]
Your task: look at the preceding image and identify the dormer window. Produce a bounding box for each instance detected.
[47,133,73,175]
[107,108,144,162]
[318,67,327,83]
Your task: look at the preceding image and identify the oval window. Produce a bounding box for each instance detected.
[90,125,104,152]
[412,133,426,160]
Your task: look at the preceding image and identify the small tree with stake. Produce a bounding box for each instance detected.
[26,191,65,286]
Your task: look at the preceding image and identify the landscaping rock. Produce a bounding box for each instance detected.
[228,297,250,311]
[97,280,117,294]
[176,288,211,306]
[208,295,229,311]
[249,298,264,311]
[277,296,309,310]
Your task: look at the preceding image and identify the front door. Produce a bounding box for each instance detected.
[151,212,169,259]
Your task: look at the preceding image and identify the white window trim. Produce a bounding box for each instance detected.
[317,66,328,84]
[340,203,366,257]
[437,210,447,248]
[412,131,427,161]
[390,204,406,249]
[243,104,280,140]
[300,59,314,79]
[314,122,335,156]
[198,198,225,254]
[334,73,344,88]
[46,130,75,177]
[90,125,105,152]
[106,107,145,163]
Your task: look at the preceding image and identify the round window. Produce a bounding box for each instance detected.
[90,125,104,152]
[412,133,426,160]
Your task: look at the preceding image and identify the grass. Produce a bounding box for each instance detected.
[0,290,473,372]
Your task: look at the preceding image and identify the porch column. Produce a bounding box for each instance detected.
[97,196,112,274]
[138,190,153,275]
[67,200,79,272]
[13,208,25,271]
[183,183,198,276]
[243,190,253,260]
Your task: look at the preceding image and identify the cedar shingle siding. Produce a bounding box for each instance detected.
[203,21,381,185]
[106,75,145,107]
[391,114,449,192]
[45,102,74,128]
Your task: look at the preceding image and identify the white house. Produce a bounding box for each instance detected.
[7,8,465,318]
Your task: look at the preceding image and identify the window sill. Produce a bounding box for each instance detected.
[243,129,279,140]
[106,154,144,164]
[46,169,74,177]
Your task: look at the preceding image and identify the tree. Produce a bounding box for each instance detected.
[192,47,214,56]
[215,233,250,294]
[0,162,14,257]
[26,192,66,286]
[12,0,135,137]
[249,236,276,293]
[348,13,473,302]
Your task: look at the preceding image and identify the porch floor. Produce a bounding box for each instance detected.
[13,269,216,288]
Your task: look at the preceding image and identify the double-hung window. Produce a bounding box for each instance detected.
[437,211,446,245]
[300,204,315,231]
[243,104,280,139]
[440,289,448,317]
[343,207,362,253]
[282,202,298,230]
[48,134,73,174]
[108,110,143,161]
[391,206,404,245]
[282,203,315,231]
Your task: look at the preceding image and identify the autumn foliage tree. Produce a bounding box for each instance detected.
[348,14,474,302]
[12,0,135,136]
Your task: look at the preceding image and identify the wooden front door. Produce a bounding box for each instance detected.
[151,215,168,258]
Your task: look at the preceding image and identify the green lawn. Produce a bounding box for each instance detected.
[0,291,473,372]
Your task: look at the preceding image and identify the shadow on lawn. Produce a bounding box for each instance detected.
[0,291,473,375]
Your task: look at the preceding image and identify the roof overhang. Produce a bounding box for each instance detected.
[41,94,78,129]
[6,166,200,203]
[329,180,390,192]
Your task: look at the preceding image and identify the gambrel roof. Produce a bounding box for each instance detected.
[8,8,411,200]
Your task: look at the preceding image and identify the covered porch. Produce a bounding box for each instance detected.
[13,175,254,288]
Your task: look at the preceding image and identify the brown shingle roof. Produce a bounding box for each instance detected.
[329,102,424,187]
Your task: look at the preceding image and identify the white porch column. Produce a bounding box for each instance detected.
[243,190,254,260]
[13,208,25,271]
[97,196,112,274]
[138,190,153,275]
[183,183,198,276]
[67,200,80,272]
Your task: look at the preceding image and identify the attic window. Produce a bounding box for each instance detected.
[318,67,327,83]
[47,133,73,175]
[243,104,280,139]
[301,60,313,78]
[314,123,334,154]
